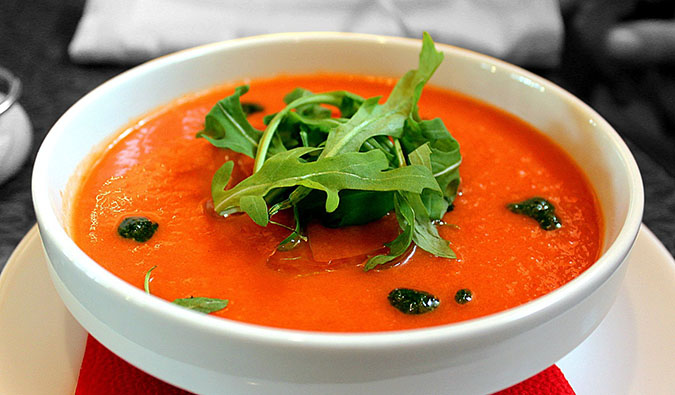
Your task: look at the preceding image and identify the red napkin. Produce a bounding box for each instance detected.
[76,335,575,394]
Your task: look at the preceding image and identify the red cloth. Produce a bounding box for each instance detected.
[76,335,575,394]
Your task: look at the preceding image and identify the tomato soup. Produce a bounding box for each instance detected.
[70,74,602,332]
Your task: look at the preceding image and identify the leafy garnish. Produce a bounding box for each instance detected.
[172,297,229,314]
[275,204,307,251]
[200,32,461,270]
[197,85,263,159]
[401,118,461,219]
[143,266,228,314]
[144,265,157,294]
[363,193,415,270]
[212,148,440,224]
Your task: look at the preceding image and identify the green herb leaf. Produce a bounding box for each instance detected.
[276,204,307,251]
[197,85,263,159]
[294,189,395,229]
[213,147,440,221]
[401,118,461,219]
[283,87,364,119]
[254,91,368,172]
[391,144,455,259]
[402,191,455,258]
[172,297,229,314]
[144,265,157,294]
[270,110,344,150]
[320,96,403,157]
[283,88,332,119]
[240,195,269,226]
[406,141,453,220]
[320,32,445,159]
[211,161,235,206]
[364,193,415,270]
[316,190,394,228]
[143,266,229,314]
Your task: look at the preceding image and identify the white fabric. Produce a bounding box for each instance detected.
[69,0,563,67]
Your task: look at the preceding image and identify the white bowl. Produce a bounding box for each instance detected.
[32,33,643,394]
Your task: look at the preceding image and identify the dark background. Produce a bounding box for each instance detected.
[1,0,674,269]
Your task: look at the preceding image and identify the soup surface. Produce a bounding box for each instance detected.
[71,73,602,332]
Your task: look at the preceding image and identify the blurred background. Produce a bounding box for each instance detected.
[1,0,674,268]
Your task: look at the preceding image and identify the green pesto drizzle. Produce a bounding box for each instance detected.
[507,197,562,231]
[388,288,440,314]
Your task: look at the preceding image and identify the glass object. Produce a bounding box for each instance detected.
[0,66,32,185]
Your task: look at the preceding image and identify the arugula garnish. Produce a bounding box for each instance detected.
[198,33,461,270]
[172,297,229,314]
[144,266,229,314]
[211,147,440,225]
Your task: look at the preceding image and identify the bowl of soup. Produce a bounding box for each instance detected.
[32,33,643,394]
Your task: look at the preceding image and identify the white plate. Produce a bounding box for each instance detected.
[0,225,673,394]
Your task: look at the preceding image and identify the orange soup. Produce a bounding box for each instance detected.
[70,73,602,332]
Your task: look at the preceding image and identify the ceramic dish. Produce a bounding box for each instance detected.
[31,33,643,394]
[2,226,673,393]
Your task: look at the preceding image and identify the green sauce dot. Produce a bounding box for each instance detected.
[454,288,473,304]
[388,288,440,314]
[118,216,158,242]
[507,197,562,231]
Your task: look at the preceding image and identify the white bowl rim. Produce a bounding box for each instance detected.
[32,32,644,350]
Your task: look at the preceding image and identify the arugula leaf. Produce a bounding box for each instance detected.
[390,33,444,120]
[143,266,229,314]
[365,144,455,270]
[401,117,461,219]
[264,88,336,139]
[318,190,394,228]
[196,85,263,159]
[254,91,369,171]
[213,147,440,221]
[362,136,397,165]
[271,110,345,151]
[283,88,332,119]
[211,161,234,205]
[402,144,455,258]
[320,32,443,160]
[297,189,395,228]
[240,195,270,226]
[403,191,455,258]
[364,193,415,270]
[320,97,401,157]
[283,87,364,118]
[407,142,450,219]
[408,141,433,168]
[172,297,229,314]
[276,204,307,251]
[144,265,157,294]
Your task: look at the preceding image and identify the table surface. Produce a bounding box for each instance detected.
[1,0,674,269]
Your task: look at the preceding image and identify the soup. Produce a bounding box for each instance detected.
[69,69,602,332]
